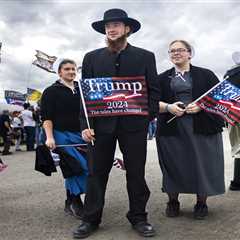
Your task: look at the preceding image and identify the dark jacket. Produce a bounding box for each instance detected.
[35,145,57,176]
[35,145,84,178]
[41,80,81,132]
[55,148,85,179]
[80,44,160,134]
[0,114,11,135]
[157,65,225,136]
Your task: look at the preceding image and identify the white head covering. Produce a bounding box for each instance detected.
[232,52,240,65]
[52,58,65,74]
[190,45,195,58]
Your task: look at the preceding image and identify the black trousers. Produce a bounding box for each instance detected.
[83,129,150,225]
[0,132,11,154]
[24,126,35,151]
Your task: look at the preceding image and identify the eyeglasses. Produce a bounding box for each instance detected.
[168,48,189,54]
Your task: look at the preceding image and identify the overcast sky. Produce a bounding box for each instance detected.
[0,0,239,99]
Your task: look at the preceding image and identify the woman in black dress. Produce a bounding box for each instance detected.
[156,40,225,219]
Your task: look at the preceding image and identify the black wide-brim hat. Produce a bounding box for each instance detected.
[92,8,141,34]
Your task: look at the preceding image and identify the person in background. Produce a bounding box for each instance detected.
[156,40,225,220]
[0,110,12,155]
[11,111,23,151]
[20,103,36,151]
[33,105,42,146]
[147,118,157,140]
[0,157,8,172]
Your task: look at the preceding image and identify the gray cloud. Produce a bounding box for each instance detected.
[0,0,239,99]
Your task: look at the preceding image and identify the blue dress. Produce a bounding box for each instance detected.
[53,130,88,195]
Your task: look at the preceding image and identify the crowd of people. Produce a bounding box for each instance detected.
[0,103,41,155]
[1,7,239,240]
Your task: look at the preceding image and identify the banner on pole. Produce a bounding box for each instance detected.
[4,90,26,106]
[196,70,240,125]
[32,50,57,73]
[27,88,42,102]
[80,76,149,117]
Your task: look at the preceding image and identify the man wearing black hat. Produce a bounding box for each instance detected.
[73,9,160,238]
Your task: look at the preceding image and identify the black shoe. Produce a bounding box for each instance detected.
[70,197,84,219]
[229,181,240,191]
[73,222,99,239]
[132,221,155,237]
[64,198,83,219]
[64,200,73,216]
[166,200,180,217]
[194,202,208,220]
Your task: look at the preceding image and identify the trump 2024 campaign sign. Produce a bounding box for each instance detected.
[81,76,149,117]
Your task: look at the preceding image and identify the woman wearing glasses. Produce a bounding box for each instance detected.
[156,40,225,219]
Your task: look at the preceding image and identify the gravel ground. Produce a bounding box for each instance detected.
[1,130,240,240]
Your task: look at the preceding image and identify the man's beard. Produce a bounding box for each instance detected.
[106,33,128,53]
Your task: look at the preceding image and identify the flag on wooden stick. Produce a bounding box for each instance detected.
[196,66,240,125]
[27,88,42,102]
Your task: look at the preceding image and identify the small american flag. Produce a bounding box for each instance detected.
[196,79,240,125]
[80,76,149,117]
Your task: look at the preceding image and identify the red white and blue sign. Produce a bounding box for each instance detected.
[196,79,240,125]
[80,76,149,117]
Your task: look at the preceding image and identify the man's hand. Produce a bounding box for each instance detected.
[185,103,201,114]
[82,129,95,142]
[45,137,56,150]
